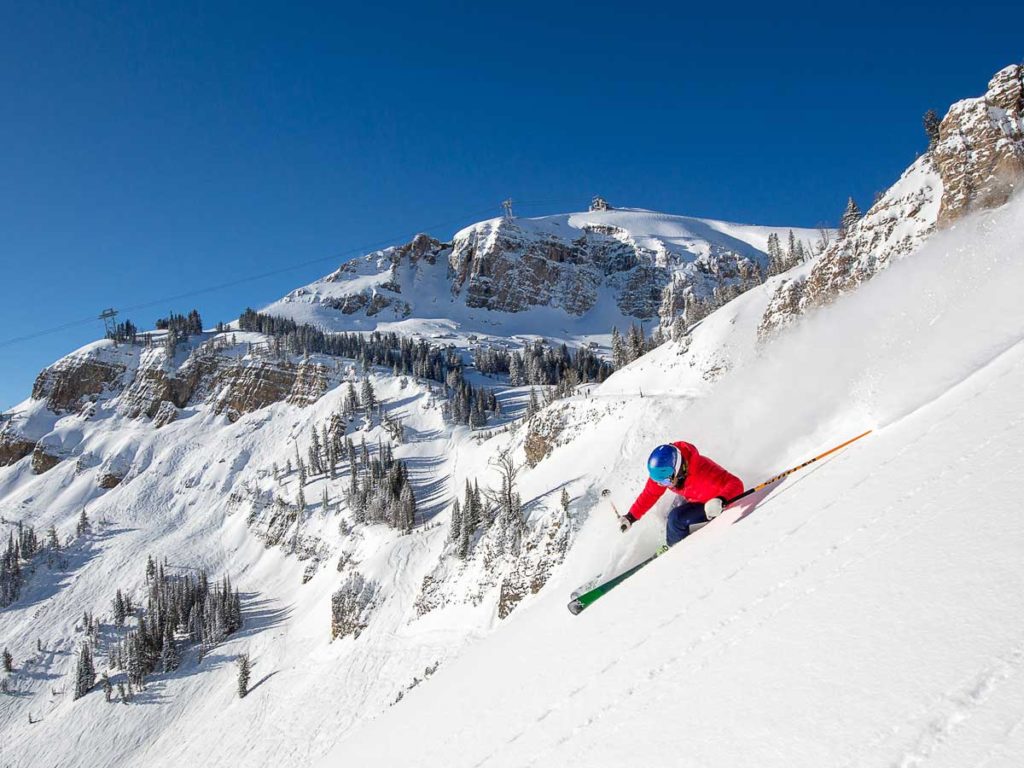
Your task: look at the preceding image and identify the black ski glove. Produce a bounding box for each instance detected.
[619,512,637,533]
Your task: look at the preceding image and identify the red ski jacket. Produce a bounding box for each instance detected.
[628,441,744,520]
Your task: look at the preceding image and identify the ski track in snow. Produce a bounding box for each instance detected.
[893,642,1024,768]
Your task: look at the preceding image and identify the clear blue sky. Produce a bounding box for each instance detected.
[1,0,1021,407]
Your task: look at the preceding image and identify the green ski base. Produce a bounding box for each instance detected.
[567,546,669,615]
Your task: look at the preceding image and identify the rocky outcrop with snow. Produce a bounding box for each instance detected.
[265,209,818,339]
[934,64,1024,225]
[32,353,126,414]
[760,65,1024,338]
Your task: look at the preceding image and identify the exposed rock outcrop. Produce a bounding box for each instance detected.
[759,64,1024,339]
[98,471,125,489]
[32,356,125,413]
[330,572,379,640]
[447,216,765,324]
[287,359,331,407]
[0,428,35,466]
[312,234,447,320]
[212,356,339,419]
[152,401,179,428]
[449,223,609,316]
[213,360,298,422]
[31,444,62,474]
[119,349,214,419]
[934,65,1024,226]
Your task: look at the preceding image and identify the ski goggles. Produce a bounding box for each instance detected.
[651,458,688,487]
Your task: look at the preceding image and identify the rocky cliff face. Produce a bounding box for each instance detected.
[448,219,641,316]
[933,65,1024,225]
[119,346,219,419]
[212,357,336,420]
[0,427,35,466]
[32,355,126,414]
[263,209,808,337]
[759,64,1024,338]
[446,215,769,324]
[1,337,342,475]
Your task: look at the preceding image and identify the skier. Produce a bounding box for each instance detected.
[618,442,744,546]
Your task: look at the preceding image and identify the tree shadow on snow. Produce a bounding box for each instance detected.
[231,594,292,639]
[403,455,450,523]
[247,670,279,694]
[8,526,138,612]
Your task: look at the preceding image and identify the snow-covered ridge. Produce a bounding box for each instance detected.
[264,207,822,345]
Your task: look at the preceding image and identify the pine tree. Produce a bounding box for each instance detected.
[766,232,784,276]
[360,379,376,412]
[463,480,480,534]
[161,620,179,672]
[309,427,323,476]
[164,327,179,355]
[102,672,112,702]
[295,445,306,486]
[490,448,523,555]
[237,653,251,699]
[117,681,127,704]
[2,648,12,673]
[448,499,462,544]
[113,590,127,627]
[473,481,486,527]
[787,230,798,270]
[508,353,524,386]
[458,507,470,559]
[526,388,540,418]
[76,509,90,537]
[344,381,360,416]
[560,487,570,515]
[611,326,626,369]
[400,482,416,531]
[923,108,941,149]
[839,197,862,237]
[626,324,645,362]
[73,643,95,700]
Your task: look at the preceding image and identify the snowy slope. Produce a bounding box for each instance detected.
[323,195,1024,766]
[2,193,1020,768]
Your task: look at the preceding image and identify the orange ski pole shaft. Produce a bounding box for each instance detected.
[725,430,873,506]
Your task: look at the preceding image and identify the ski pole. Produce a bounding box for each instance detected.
[724,430,873,507]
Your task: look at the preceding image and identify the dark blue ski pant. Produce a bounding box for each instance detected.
[666,500,708,546]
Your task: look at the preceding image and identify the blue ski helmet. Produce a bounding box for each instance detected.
[647,444,682,486]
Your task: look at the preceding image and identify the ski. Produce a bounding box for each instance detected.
[567,547,668,615]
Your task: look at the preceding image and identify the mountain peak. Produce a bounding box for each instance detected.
[265,207,820,344]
